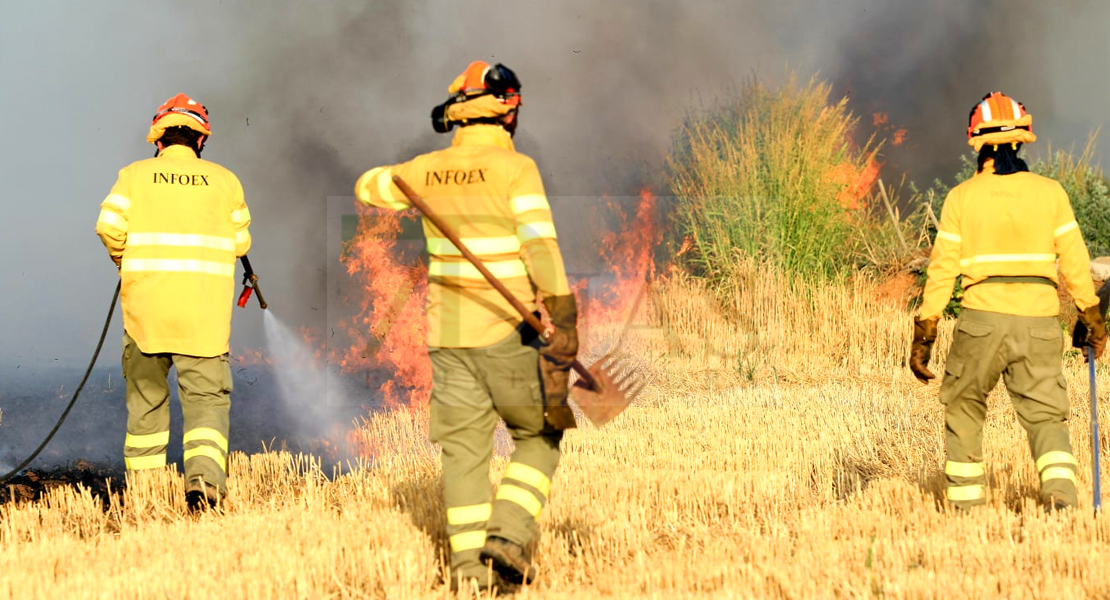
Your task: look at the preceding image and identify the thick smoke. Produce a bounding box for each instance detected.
[0,1,1106,468]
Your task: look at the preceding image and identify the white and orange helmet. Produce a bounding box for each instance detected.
[147,93,211,144]
[967,91,1036,151]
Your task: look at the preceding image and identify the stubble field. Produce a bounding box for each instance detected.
[2,270,1109,599]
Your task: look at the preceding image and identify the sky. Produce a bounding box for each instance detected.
[0,0,1107,369]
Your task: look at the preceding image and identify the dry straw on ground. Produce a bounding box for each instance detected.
[3,269,1109,599]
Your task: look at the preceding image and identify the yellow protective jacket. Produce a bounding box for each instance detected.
[920,162,1097,319]
[355,124,571,348]
[95,145,251,357]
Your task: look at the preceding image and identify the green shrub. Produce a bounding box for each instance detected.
[666,76,882,286]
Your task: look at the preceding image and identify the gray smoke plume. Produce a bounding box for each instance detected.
[0,1,1106,467]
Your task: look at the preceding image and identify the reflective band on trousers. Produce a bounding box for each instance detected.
[449,530,487,553]
[1035,451,1079,472]
[446,503,492,525]
[959,253,1056,267]
[184,446,227,473]
[183,427,229,452]
[510,194,550,215]
[504,462,552,497]
[125,454,167,471]
[127,232,236,252]
[426,235,520,257]
[97,210,128,231]
[1040,466,1077,484]
[428,259,528,279]
[944,460,985,479]
[125,431,170,449]
[122,258,235,277]
[946,484,985,502]
[496,483,543,517]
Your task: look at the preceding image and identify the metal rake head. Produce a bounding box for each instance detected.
[570,349,649,427]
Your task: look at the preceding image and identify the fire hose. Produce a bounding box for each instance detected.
[0,282,120,485]
[1,256,265,485]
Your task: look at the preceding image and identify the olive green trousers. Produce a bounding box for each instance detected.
[939,309,1078,508]
[428,329,563,581]
[121,332,232,494]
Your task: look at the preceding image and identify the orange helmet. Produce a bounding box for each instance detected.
[967,91,1035,151]
[432,61,522,133]
[147,93,211,144]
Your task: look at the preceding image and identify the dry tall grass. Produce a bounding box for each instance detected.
[3,270,1109,599]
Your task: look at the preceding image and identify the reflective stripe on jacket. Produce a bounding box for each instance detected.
[920,163,1097,319]
[355,124,570,348]
[95,145,251,356]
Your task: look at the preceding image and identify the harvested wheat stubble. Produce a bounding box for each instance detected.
[2,273,1109,599]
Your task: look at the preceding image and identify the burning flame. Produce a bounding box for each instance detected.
[341,205,431,409]
[829,159,881,210]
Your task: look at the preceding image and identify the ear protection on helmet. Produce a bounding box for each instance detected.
[431,100,454,133]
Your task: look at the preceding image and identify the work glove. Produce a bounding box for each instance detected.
[539,295,578,430]
[1072,304,1107,362]
[909,316,939,383]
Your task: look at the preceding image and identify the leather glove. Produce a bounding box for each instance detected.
[540,295,578,429]
[909,316,939,383]
[1074,304,1107,362]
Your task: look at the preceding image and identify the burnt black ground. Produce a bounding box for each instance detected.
[0,362,387,504]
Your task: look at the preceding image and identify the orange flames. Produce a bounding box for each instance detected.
[341,205,431,409]
[830,159,881,210]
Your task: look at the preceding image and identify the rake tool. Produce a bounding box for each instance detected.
[391,175,646,427]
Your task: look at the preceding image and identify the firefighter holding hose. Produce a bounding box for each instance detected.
[910,92,1105,511]
[354,61,577,592]
[95,93,252,511]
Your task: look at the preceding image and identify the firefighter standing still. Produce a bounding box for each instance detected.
[354,61,577,591]
[910,92,1107,510]
[95,93,252,511]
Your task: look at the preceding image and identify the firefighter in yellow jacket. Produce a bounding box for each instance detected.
[95,93,251,511]
[355,61,577,591]
[911,92,1106,510]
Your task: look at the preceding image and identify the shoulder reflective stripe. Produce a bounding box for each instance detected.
[446,503,492,525]
[125,454,167,471]
[510,194,550,215]
[1054,221,1079,237]
[102,193,131,212]
[448,530,487,553]
[1036,451,1079,472]
[377,167,409,210]
[122,259,235,277]
[184,446,227,473]
[231,209,250,224]
[517,221,558,242]
[426,235,521,256]
[504,462,552,497]
[958,253,1057,267]
[125,431,170,449]
[183,427,229,452]
[127,233,236,252]
[1040,466,1077,484]
[935,230,962,243]
[97,210,128,231]
[496,483,543,517]
[945,484,985,502]
[428,259,528,279]
[944,460,985,478]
